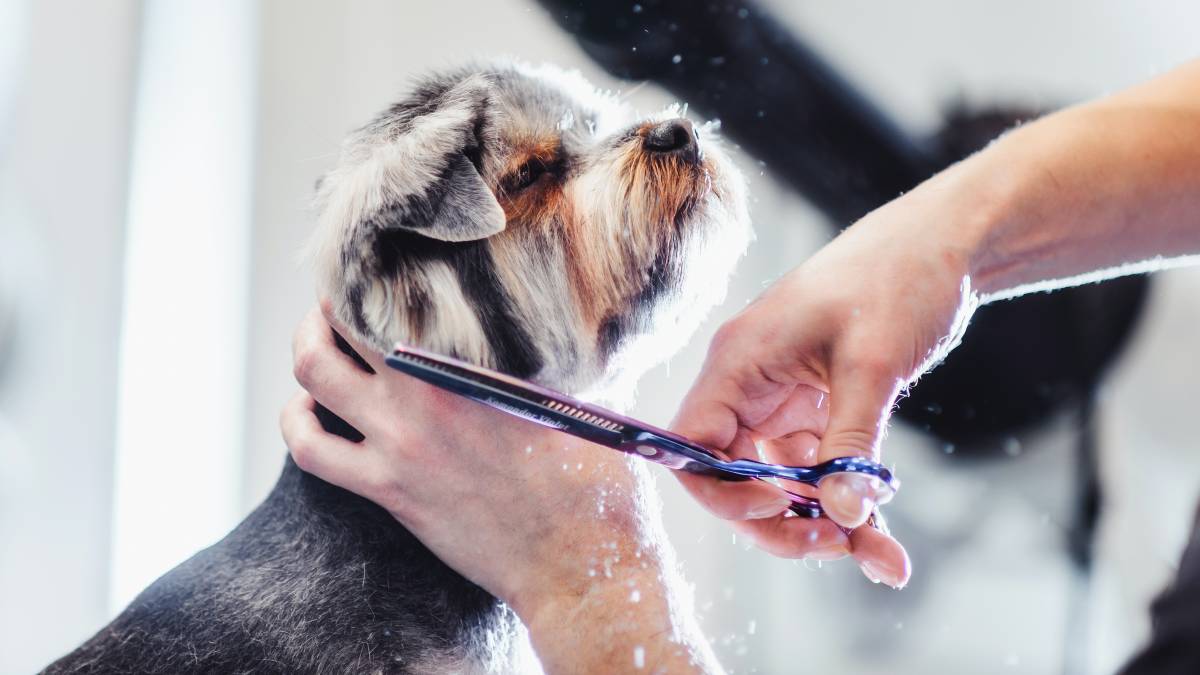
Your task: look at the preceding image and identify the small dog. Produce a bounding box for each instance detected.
[46,61,748,674]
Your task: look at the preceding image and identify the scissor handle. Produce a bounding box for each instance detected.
[724,456,896,489]
[626,431,896,491]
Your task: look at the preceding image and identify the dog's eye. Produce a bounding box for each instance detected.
[505,159,548,193]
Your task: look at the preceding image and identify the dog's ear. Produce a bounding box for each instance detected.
[358,75,505,243]
[311,74,509,350]
[373,153,505,243]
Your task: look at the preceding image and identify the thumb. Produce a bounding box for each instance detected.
[816,356,904,528]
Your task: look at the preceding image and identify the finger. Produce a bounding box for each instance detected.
[733,514,850,560]
[292,306,376,431]
[673,423,793,520]
[319,298,389,374]
[670,313,803,453]
[815,355,904,528]
[675,471,794,521]
[749,385,830,441]
[280,391,385,501]
[670,325,800,519]
[849,522,911,589]
[758,430,820,470]
[314,299,516,431]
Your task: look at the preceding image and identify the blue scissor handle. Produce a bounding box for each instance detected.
[627,431,898,494]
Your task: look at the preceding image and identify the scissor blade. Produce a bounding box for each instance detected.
[385,349,624,447]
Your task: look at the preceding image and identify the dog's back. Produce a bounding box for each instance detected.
[46,456,511,674]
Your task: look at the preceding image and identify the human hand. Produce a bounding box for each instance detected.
[283,303,720,673]
[671,182,986,588]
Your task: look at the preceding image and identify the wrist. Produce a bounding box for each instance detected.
[902,133,1031,300]
[519,561,716,674]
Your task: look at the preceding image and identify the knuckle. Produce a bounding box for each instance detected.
[292,346,323,388]
[845,351,897,379]
[278,406,296,442]
[825,428,880,457]
[288,435,315,471]
[709,314,753,356]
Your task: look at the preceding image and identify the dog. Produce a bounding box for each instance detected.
[45,61,749,673]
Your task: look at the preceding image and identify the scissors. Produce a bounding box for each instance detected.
[385,343,898,521]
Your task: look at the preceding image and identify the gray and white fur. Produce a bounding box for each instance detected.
[45,61,749,674]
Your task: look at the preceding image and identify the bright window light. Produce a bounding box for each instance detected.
[110,0,256,612]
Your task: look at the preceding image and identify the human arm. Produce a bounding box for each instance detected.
[670,59,1200,584]
[959,59,1200,295]
[282,305,722,674]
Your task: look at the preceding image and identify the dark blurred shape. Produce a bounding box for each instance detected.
[1117,505,1200,675]
[538,0,937,226]
[535,0,1148,451]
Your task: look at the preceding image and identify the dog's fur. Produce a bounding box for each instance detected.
[45,62,748,673]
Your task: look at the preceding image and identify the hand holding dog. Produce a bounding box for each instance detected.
[284,303,721,674]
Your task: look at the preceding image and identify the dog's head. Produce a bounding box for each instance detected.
[311,62,749,394]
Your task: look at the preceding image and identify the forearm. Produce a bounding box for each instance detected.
[518,562,721,675]
[931,59,1200,299]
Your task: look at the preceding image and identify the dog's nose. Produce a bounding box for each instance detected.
[644,119,700,162]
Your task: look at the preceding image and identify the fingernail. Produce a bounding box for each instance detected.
[822,474,875,528]
[859,559,906,589]
[746,498,792,519]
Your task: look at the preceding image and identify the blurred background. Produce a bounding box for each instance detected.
[1,1,1198,673]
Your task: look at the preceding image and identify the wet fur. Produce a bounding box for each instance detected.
[45,62,748,673]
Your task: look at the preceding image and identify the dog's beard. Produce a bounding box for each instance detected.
[581,145,751,409]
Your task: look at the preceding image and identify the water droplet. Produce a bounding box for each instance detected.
[633,646,646,669]
[737,8,749,18]
[1004,437,1022,456]
[747,620,756,635]
[630,589,641,603]
[672,54,683,64]
[943,443,956,454]
[632,3,643,12]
